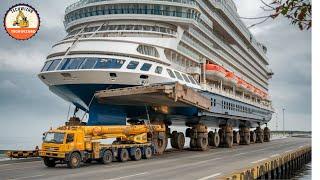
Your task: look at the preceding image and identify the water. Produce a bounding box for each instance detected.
[293,162,312,180]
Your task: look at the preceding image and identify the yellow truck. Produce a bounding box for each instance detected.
[39,118,166,168]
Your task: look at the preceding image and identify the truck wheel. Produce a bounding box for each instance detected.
[176,132,185,150]
[67,152,81,168]
[43,157,56,167]
[196,136,208,151]
[118,149,129,162]
[101,150,113,164]
[233,131,240,144]
[250,131,256,143]
[131,148,142,161]
[143,147,152,159]
[170,131,178,149]
[225,133,233,148]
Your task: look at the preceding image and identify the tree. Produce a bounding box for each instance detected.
[242,0,311,30]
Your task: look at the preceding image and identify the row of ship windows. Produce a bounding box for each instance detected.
[41,58,199,85]
[218,100,268,115]
[65,4,200,24]
[66,0,197,13]
[69,24,177,36]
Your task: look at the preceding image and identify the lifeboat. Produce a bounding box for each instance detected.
[225,71,237,85]
[205,64,227,79]
[236,76,247,89]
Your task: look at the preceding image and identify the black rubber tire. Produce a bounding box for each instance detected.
[170,131,178,149]
[208,131,220,147]
[67,152,81,168]
[218,129,224,146]
[131,148,142,161]
[242,132,250,145]
[196,136,208,151]
[176,132,185,150]
[250,131,256,143]
[43,157,56,168]
[118,149,129,162]
[233,131,240,144]
[153,133,168,155]
[225,133,233,148]
[101,150,113,164]
[257,133,264,143]
[264,127,271,142]
[143,147,152,159]
[190,138,196,149]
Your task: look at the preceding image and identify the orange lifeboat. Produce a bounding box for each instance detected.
[205,64,227,79]
[236,76,246,89]
[225,71,237,85]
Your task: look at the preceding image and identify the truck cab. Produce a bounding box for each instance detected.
[39,128,86,168]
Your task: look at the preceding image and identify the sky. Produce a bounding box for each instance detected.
[0,0,311,149]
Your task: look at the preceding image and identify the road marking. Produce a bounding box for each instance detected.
[197,173,221,180]
[105,172,148,180]
[233,152,248,156]
[10,174,46,180]
[251,158,267,164]
[270,154,280,157]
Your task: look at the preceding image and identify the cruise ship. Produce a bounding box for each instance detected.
[38,0,273,129]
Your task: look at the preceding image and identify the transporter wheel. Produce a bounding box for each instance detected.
[257,133,264,143]
[143,147,152,159]
[67,152,81,168]
[225,133,233,148]
[242,132,250,145]
[233,131,240,144]
[190,138,197,149]
[101,150,113,164]
[264,127,271,142]
[176,132,185,150]
[208,131,220,147]
[170,131,178,149]
[131,148,142,161]
[43,157,56,168]
[118,149,129,162]
[196,136,208,151]
[250,131,256,143]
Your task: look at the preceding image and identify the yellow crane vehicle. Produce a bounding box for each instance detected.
[38,117,166,168]
[13,10,29,28]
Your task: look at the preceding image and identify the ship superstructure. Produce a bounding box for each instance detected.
[38,0,273,126]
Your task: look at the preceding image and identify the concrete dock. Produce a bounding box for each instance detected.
[0,137,310,180]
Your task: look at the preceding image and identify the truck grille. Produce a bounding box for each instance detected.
[43,146,59,151]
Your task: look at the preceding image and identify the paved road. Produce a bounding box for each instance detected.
[0,137,311,180]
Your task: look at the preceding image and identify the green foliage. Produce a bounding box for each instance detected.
[269,0,311,30]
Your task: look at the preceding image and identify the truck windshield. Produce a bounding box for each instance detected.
[44,132,65,144]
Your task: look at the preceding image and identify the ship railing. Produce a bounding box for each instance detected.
[66,0,197,14]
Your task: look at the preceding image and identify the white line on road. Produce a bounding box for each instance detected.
[251,158,268,164]
[105,172,148,180]
[233,152,248,156]
[9,174,46,180]
[197,173,221,180]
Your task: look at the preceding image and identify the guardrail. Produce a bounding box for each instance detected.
[221,146,312,179]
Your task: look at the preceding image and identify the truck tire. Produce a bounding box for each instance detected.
[176,132,185,150]
[196,136,208,151]
[250,131,256,143]
[131,148,142,161]
[43,157,56,167]
[101,150,113,164]
[209,131,220,147]
[143,147,152,159]
[225,133,233,148]
[233,131,240,144]
[170,131,178,149]
[67,152,81,168]
[118,149,129,162]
